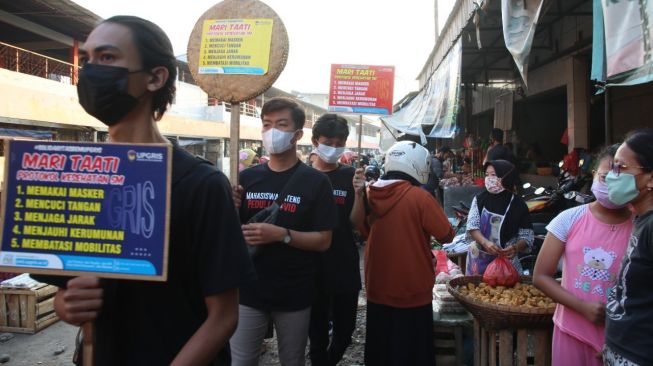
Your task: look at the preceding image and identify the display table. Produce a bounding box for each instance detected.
[446,276,555,366]
[433,304,473,366]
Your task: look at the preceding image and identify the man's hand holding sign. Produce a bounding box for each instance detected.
[0,13,255,366]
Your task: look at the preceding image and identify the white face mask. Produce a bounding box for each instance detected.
[315,143,345,164]
[485,176,505,194]
[262,128,297,155]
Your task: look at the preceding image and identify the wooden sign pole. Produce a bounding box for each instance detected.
[357,115,363,167]
[82,322,94,366]
[187,0,288,180]
[230,103,241,185]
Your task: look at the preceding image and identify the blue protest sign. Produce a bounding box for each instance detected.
[0,140,171,281]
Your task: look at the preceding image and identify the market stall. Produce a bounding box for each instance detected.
[448,275,555,366]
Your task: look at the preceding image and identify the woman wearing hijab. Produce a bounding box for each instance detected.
[238,148,258,172]
[465,159,534,275]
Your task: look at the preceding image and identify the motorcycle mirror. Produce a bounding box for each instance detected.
[534,187,546,195]
[564,191,577,200]
[558,161,564,168]
[523,183,531,189]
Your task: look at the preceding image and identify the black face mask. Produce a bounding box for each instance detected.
[77,63,146,126]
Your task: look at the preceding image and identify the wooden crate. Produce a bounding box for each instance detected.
[434,324,465,366]
[433,310,474,366]
[473,319,552,366]
[0,283,59,333]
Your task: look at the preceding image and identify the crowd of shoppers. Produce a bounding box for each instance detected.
[26,14,653,366]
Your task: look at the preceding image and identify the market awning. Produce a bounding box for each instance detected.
[382,0,593,143]
[178,139,207,147]
[381,40,462,142]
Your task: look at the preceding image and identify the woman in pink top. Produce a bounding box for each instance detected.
[533,145,633,366]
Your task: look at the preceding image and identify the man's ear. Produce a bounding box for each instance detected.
[311,136,319,147]
[146,66,169,92]
[294,129,304,144]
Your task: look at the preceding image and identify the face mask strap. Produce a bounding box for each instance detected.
[290,129,301,146]
[127,68,152,75]
[499,165,515,181]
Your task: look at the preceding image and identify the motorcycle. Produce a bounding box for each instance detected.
[364,165,381,182]
[523,159,592,218]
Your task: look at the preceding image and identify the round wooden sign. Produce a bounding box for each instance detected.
[187,0,289,103]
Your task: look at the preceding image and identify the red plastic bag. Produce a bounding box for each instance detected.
[433,250,450,275]
[482,256,520,287]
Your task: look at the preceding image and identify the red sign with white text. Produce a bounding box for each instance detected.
[328,64,394,115]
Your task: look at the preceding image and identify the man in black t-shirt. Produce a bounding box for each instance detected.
[231,98,338,366]
[307,114,363,366]
[484,128,516,166]
[33,16,255,365]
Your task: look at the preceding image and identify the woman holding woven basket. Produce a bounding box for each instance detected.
[533,144,633,366]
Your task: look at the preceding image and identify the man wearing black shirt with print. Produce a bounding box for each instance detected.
[308,114,363,366]
[231,98,338,366]
[34,16,255,365]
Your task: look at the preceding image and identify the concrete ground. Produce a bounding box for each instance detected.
[0,321,77,365]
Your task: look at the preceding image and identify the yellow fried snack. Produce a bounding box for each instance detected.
[459,283,555,310]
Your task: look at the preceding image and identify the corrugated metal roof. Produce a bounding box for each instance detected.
[418,0,592,86]
[0,0,101,41]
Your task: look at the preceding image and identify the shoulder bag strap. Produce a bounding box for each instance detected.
[274,162,308,206]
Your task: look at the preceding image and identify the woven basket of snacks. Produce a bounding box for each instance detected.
[447,276,555,330]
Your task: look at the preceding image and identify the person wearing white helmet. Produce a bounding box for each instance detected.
[352,140,455,366]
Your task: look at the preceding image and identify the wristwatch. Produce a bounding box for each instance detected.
[283,228,292,245]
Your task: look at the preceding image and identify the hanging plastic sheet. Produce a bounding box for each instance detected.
[501,0,544,87]
[590,0,607,84]
[381,40,462,143]
[594,0,653,86]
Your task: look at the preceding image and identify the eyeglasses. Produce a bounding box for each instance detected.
[610,161,646,177]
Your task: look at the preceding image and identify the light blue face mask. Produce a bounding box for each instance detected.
[605,171,640,206]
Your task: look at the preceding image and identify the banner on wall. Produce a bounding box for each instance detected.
[381,40,462,142]
[501,0,544,86]
[600,0,653,85]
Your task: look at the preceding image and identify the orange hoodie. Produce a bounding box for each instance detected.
[365,180,455,308]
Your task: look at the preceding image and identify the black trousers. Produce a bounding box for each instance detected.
[308,289,359,366]
[365,301,435,366]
